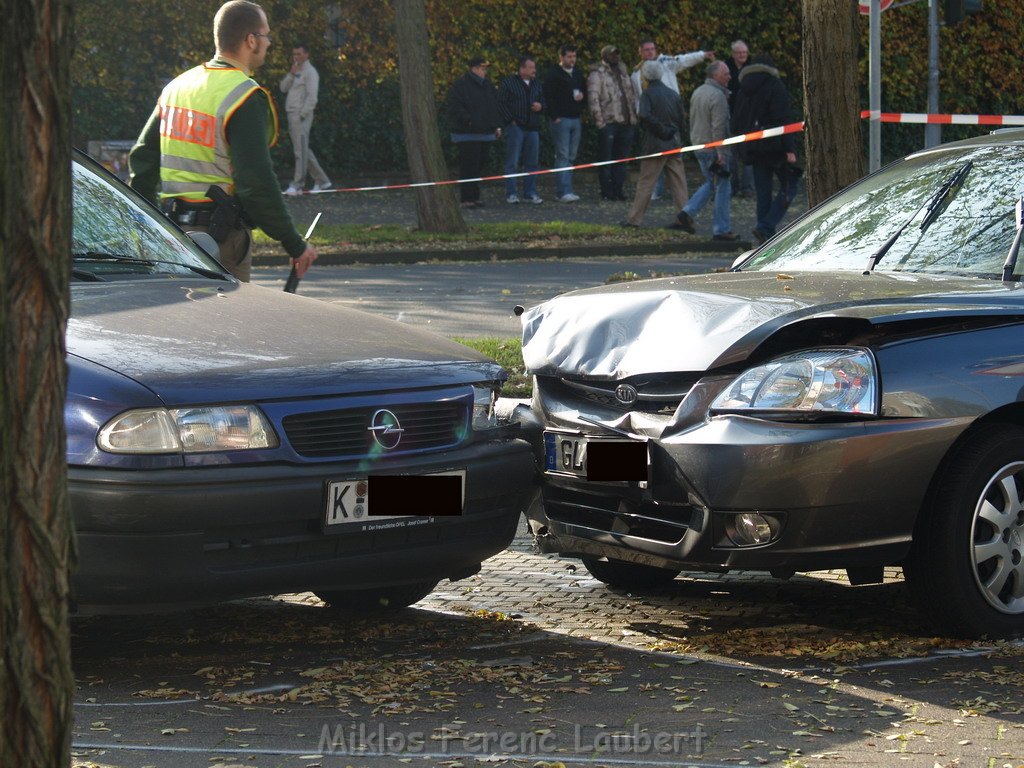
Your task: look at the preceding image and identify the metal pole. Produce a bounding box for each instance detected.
[869,0,882,172]
[925,0,941,147]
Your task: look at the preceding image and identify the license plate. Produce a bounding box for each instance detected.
[544,432,648,482]
[323,470,465,531]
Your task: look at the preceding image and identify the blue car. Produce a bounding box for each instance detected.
[67,151,535,612]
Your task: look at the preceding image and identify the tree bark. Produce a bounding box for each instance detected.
[802,0,865,207]
[393,0,468,233]
[0,0,75,765]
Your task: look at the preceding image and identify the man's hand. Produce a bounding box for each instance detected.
[704,51,716,61]
[292,242,317,278]
[531,101,542,112]
[786,152,797,164]
[495,127,502,138]
[290,60,301,75]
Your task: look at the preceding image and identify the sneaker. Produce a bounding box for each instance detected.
[558,193,580,203]
[650,192,662,201]
[284,185,301,196]
[506,194,520,204]
[675,210,696,234]
[525,195,544,204]
[313,180,333,191]
[713,232,739,241]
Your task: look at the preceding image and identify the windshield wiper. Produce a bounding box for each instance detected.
[1000,196,1024,281]
[863,159,974,274]
[72,252,228,280]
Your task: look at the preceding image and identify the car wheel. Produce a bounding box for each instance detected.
[581,557,681,589]
[314,580,439,612]
[905,425,1024,639]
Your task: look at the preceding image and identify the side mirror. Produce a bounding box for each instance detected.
[187,230,220,260]
[731,249,754,270]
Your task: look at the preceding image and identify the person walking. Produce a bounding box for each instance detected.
[498,56,545,204]
[129,0,316,283]
[631,38,713,201]
[446,56,503,208]
[587,44,637,201]
[675,61,736,240]
[543,44,586,202]
[731,54,801,245]
[622,60,688,227]
[280,42,332,196]
[725,39,754,197]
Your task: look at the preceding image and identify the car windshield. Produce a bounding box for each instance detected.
[742,143,1024,279]
[71,159,228,282]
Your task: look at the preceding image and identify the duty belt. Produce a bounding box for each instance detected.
[162,199,215,227]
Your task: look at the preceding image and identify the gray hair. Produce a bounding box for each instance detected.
[706,60,727,78]
[731,39,748,53]
[641,59,664,82]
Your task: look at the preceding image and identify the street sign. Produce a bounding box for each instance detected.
[858,0,893,12]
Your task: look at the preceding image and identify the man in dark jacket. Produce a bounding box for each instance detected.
[543,44,586,202]
[623,60,689,227]
[447,56,503,208]
[731,54,800,244]
[498,56,546,204]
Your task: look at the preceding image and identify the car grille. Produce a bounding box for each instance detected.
[282,401,467,458]
[556,375,698,414]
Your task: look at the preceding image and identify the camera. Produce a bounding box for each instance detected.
[711,159,731,179]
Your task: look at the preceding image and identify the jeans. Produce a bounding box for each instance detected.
[549,117,582,197]
[504,124,540,198]
[728,153,754,194]
[752,161,801,236]
[597,123,634,198]
[683,151,732,235]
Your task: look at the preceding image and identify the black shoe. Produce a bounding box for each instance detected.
[665,222,690,231]
[713,232,739,241]
[613,192,628,201]
[600,193,615,201]
[675,211,696,234]
[473,200,486,208]
[751,228,768,245]
[620,220,640,228]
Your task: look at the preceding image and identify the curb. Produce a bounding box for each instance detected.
[252,239,750,267]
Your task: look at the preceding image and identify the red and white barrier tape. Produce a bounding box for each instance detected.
[860,109,1024,125]
[309,122,807,194]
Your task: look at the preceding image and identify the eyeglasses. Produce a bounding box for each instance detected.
[250,32,273,44]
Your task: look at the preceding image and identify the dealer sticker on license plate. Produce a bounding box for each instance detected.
[544,432,648,482]
[323,470,465,531]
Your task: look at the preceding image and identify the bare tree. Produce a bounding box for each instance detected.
[802,0,864,207]
[393,0,468,233]
[0,0,75,764]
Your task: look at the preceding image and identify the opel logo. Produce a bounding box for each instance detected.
[614,383,639,406]
[368,409,404,449]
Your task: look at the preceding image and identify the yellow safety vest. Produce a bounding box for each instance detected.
[157,63,279,203]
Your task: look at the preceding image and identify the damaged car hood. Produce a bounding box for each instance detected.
[521,270,1024,379]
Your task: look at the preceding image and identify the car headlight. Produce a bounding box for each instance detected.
[98,405,279,454]
[472,385,499,430]
[710,348,878,416]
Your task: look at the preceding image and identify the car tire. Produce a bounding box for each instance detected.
[581,557,681,589]
[905,425,1024,639]
[314,580,439,612]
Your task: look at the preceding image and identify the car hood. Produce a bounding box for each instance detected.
[521,270,1024,379]
[68,282,497,405]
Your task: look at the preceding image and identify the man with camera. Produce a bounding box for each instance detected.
[674,60,736,240]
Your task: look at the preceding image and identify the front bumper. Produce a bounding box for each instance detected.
[70,438,536,610]
[528,414,971,573]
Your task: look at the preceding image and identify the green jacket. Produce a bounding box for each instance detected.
[129,57,306,258]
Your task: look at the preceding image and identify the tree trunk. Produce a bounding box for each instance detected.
[393,0,468,234]
[802,0,864,207]
[0,0,75,765]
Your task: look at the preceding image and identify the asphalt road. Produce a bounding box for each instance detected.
[250,252,735,338]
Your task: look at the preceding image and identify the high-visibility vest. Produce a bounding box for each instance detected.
[157,63,279,203]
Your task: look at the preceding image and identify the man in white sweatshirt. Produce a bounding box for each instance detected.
[280,43,331,195]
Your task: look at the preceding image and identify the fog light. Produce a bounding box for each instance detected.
[729,513,774,546]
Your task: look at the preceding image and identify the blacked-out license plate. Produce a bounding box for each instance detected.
[544,432,648,481]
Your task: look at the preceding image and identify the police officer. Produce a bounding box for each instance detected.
[129,0,316,282]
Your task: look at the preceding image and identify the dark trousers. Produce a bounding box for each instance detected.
[752,162,801,236]
[456,141,490,203]
[597,123,634,198]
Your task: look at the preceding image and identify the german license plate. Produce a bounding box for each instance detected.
[323,470,465,530]
[543,432,648,482]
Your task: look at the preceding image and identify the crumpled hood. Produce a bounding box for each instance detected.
[521,270,1024,379]
[69,281,497,405]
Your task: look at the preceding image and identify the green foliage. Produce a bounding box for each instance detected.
[73,1,1022,175]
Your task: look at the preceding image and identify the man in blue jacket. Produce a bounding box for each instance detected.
[498,56,545,204]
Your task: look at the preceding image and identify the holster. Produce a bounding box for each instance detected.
[205,186,252,243]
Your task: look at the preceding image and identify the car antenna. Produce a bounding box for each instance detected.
[284,211,322,294]
[1000,196,1024,282]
